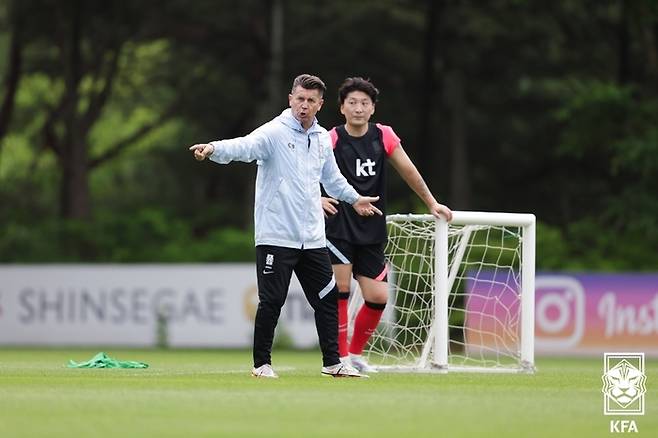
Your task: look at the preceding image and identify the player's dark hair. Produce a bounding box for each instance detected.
[291,74,326,96]
[338,77,379,105]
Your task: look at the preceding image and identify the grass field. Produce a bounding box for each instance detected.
[0,349,655,437]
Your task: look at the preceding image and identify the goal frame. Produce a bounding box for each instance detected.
[379,211,536,373]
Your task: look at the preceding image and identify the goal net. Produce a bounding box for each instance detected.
[348,212,535,373]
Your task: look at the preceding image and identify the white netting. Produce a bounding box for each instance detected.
[350,215,531,373]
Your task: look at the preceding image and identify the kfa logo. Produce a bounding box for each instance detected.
[609,421,638,433]
[356,158,376,177]
[603,352,646,433]
[602,353,646,415]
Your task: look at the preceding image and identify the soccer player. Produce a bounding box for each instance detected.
[189,74,381,379]
[321,77,453,373]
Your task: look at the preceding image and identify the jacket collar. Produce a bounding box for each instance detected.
[278,109,322,134]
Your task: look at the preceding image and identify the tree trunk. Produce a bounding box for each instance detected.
[265,0,284,121]
[60,142,90,219]
[60,0,90,220]
[416,0,446,196]
[0,25,23,143]
[617,0,630,84]
[445,71,470,209]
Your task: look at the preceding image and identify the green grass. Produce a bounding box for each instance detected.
[0,349,655,437]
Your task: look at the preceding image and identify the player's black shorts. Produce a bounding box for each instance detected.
[326,238,388,282]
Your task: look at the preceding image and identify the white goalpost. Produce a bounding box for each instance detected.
[348,211,536,373]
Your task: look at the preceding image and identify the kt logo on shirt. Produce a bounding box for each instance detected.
[356,158,376,177]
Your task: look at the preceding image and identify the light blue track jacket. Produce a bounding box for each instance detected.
[209,109,360,249]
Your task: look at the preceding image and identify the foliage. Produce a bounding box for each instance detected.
[0,208,255,262]
[0,0,657,269]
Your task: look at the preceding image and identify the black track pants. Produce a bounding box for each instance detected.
[253,245,339,368]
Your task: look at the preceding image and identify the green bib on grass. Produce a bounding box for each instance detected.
[68,352,148,369]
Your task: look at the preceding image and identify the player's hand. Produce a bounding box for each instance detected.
[430,202,453,222]
[321,197,339,217]
[352,196,382,217]
[189,143,214,161]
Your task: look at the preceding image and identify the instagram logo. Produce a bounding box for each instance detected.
[535,276,585,349]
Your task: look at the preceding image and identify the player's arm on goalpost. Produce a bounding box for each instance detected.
[388,145,452,221]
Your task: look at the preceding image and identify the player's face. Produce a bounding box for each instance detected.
[289,86,324,129]
[340,91,375,128]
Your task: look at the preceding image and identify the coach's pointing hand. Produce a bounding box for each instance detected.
[352,196,382,217]
[189,143,215,161]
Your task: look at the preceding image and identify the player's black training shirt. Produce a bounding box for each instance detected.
[323,123,400,245]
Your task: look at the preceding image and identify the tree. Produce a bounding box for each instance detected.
[33,1,182,219]
[0,0,23,144]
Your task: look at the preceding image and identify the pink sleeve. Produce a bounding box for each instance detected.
[376,123,400,156]
[329,127,338,149]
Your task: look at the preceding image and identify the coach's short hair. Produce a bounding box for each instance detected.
[291,74,326,95]
[338,77,379,105]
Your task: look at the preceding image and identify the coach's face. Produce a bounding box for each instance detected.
[289,86,324,130]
